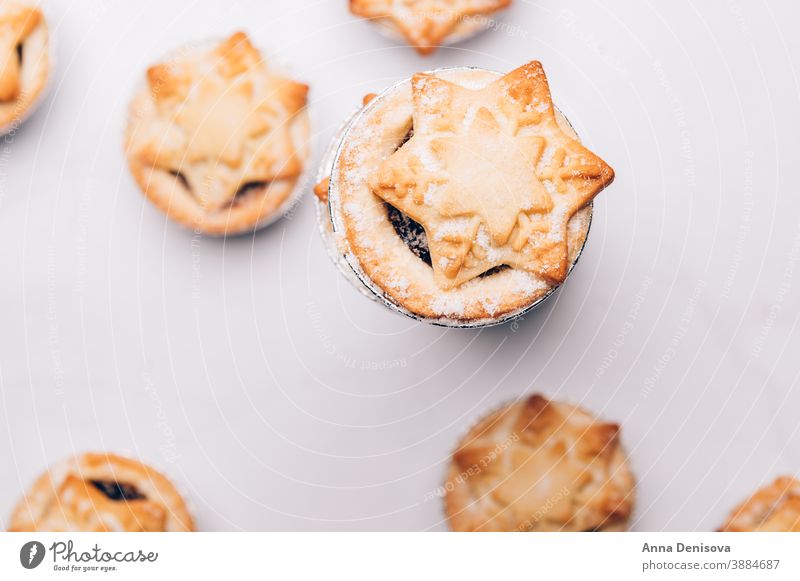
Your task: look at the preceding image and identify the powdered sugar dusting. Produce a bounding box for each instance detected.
[433,217,472,241]
[475,226,503,262]
[415,141,443,172]
[386,275,411,297]
[430,293,466,316]
[509,269,547,297]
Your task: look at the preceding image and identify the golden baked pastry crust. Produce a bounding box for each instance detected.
[125,32,310,235]
[0,1,48,130]
[444,394,635,531]
[332,63,608,323]
[350,0,511,55]
[720,477,800,532]
[9,453,194,532]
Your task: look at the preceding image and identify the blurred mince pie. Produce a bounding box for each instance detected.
[350,0,512,55]
[444,394,635,531]
[125,32,310,235]
[9,452,194,532]
[720,477,800,532]
[0,1,49,132]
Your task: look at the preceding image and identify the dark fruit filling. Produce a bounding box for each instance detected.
[386,203,431,266]
[90,479,145,501]
[169,170,190,191]
[230,181,266,206]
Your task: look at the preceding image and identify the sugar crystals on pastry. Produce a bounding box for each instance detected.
[9,452,194,532]
[350,0,512,55]
[125,32,310,235]
[444,394,635,531]
[0,1,49,132]
[326,61,613,325]
[720,477,800,532]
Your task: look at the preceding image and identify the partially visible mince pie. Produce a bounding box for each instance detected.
[720,477,800,532]
[315,61,614,326]
[9,453,194,532]
[125,32,310,235]
[444,394,635,532]
[0,1,49,133]
[350,0,512,55]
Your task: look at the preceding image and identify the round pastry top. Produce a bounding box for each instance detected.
[9,453,194,532]
[330,63,613,325]
[124,32,310,235]
[720,477,800,532]
[443,394,635,532]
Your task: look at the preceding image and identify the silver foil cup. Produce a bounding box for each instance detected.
[315,67,593,328]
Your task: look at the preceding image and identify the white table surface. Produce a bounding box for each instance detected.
[1,0,799,531]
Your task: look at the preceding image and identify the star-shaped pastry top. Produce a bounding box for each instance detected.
[369,61,614,290]
[0,3,42,102]
[350,0,511,55]
[129,32,308,211]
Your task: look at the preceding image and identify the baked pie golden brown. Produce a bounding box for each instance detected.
[319,61,613,325]
[444,394,635,531]
[720,477,800,532]
[0,1,49,132]
[125,32,310,235]
[350,0,512,55]
[9,453,194,532]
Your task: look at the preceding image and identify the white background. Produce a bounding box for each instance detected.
[0,0,799,532]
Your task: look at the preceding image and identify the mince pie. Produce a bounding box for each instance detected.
[444,394,635,531]
[9,453,194,532]
[317,61,613,326]
[0,1,49,132]
[125,32,310,235]
[720,477,800,532]
[350,0,512,55]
